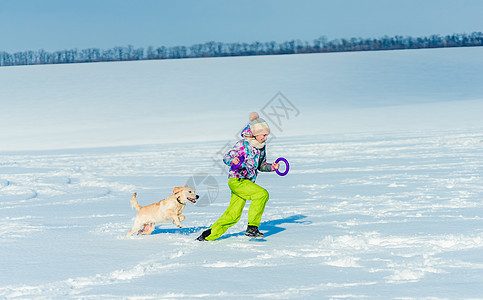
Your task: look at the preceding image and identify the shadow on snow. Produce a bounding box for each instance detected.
[150,214,309,240]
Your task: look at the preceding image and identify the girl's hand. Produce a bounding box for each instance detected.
[272,162,279,170]
[232,157,240,165]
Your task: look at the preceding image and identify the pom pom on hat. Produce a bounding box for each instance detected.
[249,112,259,121]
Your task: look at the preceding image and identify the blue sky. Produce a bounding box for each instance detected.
[1,0,482,53]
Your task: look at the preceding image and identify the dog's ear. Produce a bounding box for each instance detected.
[173,186,183,194]
[184,184,188,188]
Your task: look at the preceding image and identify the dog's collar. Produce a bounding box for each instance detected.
[177,197,186,206]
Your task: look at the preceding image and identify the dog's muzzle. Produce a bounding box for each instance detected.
[187,195,199,203]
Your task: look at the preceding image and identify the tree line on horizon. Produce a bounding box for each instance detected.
[1,32,482,67]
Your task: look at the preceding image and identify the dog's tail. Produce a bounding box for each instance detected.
[130,192,142,211]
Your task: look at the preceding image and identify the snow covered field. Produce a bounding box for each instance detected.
[1,47,482,299]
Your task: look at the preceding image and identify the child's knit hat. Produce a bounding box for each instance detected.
[248,112,270,136]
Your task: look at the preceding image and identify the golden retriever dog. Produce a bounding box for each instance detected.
[126,185,198,237]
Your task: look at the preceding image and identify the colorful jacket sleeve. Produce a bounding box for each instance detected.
[223,140,243,167]
[223,140,259,181]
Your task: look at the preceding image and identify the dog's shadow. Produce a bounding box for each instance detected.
[151,225,209,236]
[151,214,309,240]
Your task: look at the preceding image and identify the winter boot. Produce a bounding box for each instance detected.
[196,229,212,241]
[245,225,264,238]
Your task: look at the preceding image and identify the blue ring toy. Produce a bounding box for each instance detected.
[231,155,245,171]
[275,157,290,176]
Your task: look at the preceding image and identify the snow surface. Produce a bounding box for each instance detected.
[1,47,483,299]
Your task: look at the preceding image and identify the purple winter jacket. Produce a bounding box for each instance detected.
[223,126,273,182]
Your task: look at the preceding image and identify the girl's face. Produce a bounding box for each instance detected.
[255,134,268,143]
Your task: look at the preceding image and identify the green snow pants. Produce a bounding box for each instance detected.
[205,178,269,241]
